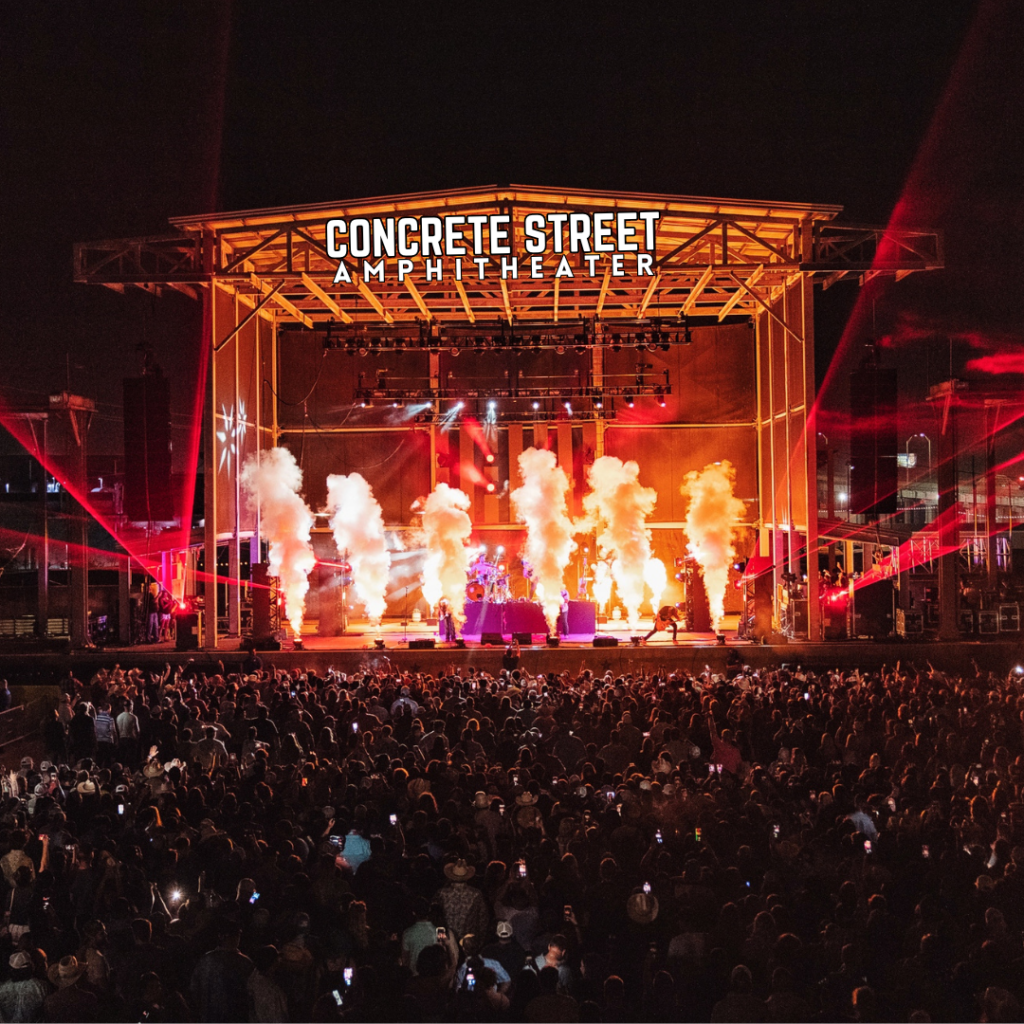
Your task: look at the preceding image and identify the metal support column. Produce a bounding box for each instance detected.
[35,420,49,638]
[799,266,820,641]
[228,293,241,636]
[936,404,959,640]
[203,236,219,649]
[118,562,131,643]
[986,405,999,590]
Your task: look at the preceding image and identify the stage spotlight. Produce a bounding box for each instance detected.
[485,453,495,464]
[486,482,496,493]
[594,396,603,409]
[532,401,540,410]
[564,402,572,414]
[392,400,401,408]
[556,345,565,355]
[488,400,496,408]
[358,346,368,356]
[624,392,634,408]
[450,346,460,356]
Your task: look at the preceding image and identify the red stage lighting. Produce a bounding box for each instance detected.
[486,482,496,493]
[485,453,495,464]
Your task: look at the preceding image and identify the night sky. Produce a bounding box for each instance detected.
[2,1,1022,462]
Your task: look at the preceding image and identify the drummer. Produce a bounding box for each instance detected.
[471,550,493,582]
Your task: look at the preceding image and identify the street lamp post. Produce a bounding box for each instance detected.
[904,434,932,522]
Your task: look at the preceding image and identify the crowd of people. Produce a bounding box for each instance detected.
[0,653,1021,1022]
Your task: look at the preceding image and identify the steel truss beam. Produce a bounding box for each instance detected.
[73,186,942,326]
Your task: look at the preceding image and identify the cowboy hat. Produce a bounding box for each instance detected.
[143,761,164,778]
[473,791,492,809]
[76,779,97,796]
[443,859,476,882]
[47,956,85,988]
[515,791,538,807]
[626,891,659,925]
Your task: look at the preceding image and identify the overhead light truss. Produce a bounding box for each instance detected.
[317,316,701,352]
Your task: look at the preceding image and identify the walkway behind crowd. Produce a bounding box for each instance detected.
[0,655,1021,1022]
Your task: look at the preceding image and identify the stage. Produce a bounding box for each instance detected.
[2,611,1021,682]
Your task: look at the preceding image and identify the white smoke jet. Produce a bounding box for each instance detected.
[240,447,316,635]
[416,483,473,624]
[681,461,745,630]
[511,447,576,631]
[644,557,667,613]
[583,456,658,630]
[593,561,613,610]
[325,473,391,623]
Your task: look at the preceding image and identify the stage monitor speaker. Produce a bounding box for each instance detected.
[409,638,435,650]
[481,632,504,645]
[123,372,173,522]
[252,636,281,651]
[251,563,272,638]
[849,362,898,518]
[513,632,533,645]
[593,636,618,647]
[175,612,200,651]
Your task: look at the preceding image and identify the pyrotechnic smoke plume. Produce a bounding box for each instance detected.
[644,557,667,613]
[417,483,473,624]
[582,456,658,629]
[325,473,391,623]
[593,561,613,609]
[240,447,316,635]
[511,448,576,631]
[681,461,745,630]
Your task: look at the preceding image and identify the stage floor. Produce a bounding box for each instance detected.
[2,613,1022,681]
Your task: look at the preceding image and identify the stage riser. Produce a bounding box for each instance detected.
[2,642,1021,683]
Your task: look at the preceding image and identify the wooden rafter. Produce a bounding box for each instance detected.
[300,273,352,323]
[718,264,763,321]
[404,277,432,320]
[454,278,476,322]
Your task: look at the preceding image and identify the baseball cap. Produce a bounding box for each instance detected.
[496,921,514,939]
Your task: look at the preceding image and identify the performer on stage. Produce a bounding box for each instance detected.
[558,588,570,636]
[643,604,682,643]
[522,557,536,601]
[438,598,456,642]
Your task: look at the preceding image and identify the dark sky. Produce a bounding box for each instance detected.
[3,0,1020,460]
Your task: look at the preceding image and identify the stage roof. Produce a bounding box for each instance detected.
[74,184,942,325]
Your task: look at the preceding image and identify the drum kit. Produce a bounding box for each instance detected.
[465,560,512,603]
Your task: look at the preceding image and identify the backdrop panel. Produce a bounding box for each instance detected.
[286,430,431,525]
[603,426,758,523]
